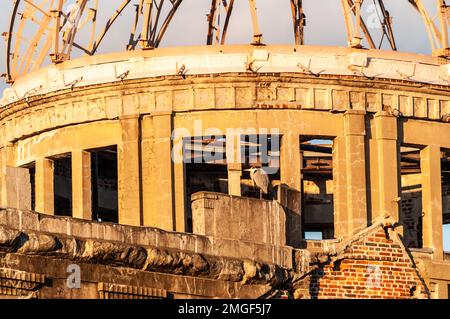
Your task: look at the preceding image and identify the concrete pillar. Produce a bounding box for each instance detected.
[1,166,32,211]
[226,134,242,196]
[344,110,367,235]
[421,145,444,260]
[0,147,6,208]
[374,111,400,223]
[72,150,92,220]
[173,135,186,232]
[227,164,242,196]
[141,115,154,228]
[437,281,449,299]
[118,116,141,226]
[0,145,18,208]
[280,133,301,193]
[280,133,302,243]
[35,157,54,215]
[142,113,175,231]
[333,136,349,238]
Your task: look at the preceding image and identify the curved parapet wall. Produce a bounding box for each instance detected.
[1,45,450,146]
[2,45,450,103]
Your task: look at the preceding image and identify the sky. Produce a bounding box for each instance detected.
[0,0,448,249]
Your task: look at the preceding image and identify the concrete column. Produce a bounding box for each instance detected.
[35,157,54,215]
[280,133,301,214]
[72,150,92,220]
[0,147,6,208]
[280,133,301,193]
[142,113,175,231]
[227,164,242,196]
[344,110,367,235]
[374,111,400,223]
[118,116,141,226]
[421,145,444,260]
[141,115,154,228]
[0,145,18,208]
[1,166,32,211]
[333,136,349,238]
[437,281,449,299]
[173,134,186,232]
[226,134,242,196]
[280,133,302,243]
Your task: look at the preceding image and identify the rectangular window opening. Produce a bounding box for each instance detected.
[90,146,118,223]
[304,231,323,241]
[240,134,280,201]
[53,155,72,217]
[184,136,228,232]
[301,137,335,240]
[22,163,36,211]
[400,145,423,249]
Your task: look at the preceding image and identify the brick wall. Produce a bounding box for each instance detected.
[308,227,429,299]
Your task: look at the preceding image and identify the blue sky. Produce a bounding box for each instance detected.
[0,0,448,250]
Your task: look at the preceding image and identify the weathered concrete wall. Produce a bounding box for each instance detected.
[1,166,31,211]
[191,192,302,248]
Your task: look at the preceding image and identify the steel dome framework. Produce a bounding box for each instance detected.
[3,0,450,83]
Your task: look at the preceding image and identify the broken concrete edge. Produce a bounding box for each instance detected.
[0,222,300,287]
[191,191,273,203]
[307,217,407,264]
[0,207,295,269]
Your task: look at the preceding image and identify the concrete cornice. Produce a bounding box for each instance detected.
[2,45,449,108]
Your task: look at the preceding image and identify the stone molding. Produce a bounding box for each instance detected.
[98,282,167,299]
[1,73,450,147]
[0,219,292,286]
[0,267,46,299]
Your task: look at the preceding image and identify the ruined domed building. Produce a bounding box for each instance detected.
[0,0,449,299]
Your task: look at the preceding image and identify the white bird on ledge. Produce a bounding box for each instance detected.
[245,167,270,200]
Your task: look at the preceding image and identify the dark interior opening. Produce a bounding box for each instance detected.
[184,136,228,232]
[22,163,36,211]
[183,134,281,232]
[240,134,280,200]
[90,146,118,223]
[301,137,335,240]
[53,155,72,217]
[29,165,35,211]
[399,145,423,249]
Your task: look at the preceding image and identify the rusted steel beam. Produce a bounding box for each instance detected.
[409,0,450,57]
[6,0,184,82]
[290,0,305,45]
